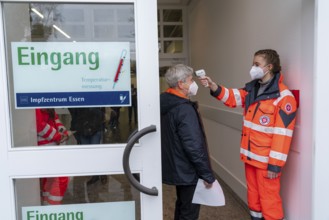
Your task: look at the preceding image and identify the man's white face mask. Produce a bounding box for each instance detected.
[188,81,199,96]
[249,65,269,80]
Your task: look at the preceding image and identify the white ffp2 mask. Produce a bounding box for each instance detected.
[188,81,199,96]
[249,66,265,80]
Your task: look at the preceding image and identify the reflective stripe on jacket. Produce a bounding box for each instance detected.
[36,109,67,146]
[211,73,297,172]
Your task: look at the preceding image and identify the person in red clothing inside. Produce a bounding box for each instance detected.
[36,108,70,205]
[199,49,297,220]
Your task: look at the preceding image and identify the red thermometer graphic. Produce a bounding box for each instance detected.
[113,49,127,89]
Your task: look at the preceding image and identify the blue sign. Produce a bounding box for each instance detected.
[16,91,130,108]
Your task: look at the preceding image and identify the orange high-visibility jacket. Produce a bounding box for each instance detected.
[211,73,297,173]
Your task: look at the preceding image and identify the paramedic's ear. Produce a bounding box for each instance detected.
[268,63,273,72]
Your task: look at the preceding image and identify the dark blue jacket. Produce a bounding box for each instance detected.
[160,92,215,185]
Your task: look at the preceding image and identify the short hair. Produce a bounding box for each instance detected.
[165,64,194,88]
[254,49,281,74]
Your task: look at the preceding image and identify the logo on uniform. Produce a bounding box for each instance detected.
[259,115,270,125]
[285,103,292,113]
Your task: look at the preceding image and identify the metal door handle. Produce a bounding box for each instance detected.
[123,125,158,196]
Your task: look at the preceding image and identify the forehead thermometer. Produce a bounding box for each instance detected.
[195,69,206,77]
[195,69,208,87]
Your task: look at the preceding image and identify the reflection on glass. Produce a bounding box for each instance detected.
[118,25,135,38]
[163,9,182,22]
[15,174,141,220]
[117,8,134,22]
[17,106,139,147]
[62,8,84,22]
[164,40,183,54]
[163,25,182,38]
[3,3,138,147]
[63,106,139,145]
[94,25,115,38]
[94,9,115,22]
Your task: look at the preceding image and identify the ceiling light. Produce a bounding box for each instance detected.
[31,8,44,19]
[53,25,71,39]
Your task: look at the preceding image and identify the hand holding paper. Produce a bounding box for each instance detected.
[192,179,225,207]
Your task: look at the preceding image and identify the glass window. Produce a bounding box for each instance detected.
[163,25,183,38]
[163,9,182,22]
[3,3,138,147]
[158,7,186,57]
[15,174,140,220]
[164,40,183,53]
[94,9,115,22]
[62,8,85,22]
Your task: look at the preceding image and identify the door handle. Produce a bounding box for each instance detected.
[123,125,158,196]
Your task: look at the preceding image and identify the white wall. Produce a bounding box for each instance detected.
[188,0,314,219]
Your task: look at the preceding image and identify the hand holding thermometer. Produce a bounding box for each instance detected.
[113,49,127,89]
[195,69,208,87]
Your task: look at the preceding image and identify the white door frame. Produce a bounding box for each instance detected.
[313,0,329,219]
[0,0,162,219]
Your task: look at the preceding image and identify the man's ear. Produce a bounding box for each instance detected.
[177,80,185,90]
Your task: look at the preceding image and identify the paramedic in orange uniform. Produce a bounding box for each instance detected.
[36,108,70,205]
[199,49,297,220]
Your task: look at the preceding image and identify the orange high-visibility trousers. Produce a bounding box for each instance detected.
[41,177,69,205]
[245,163,284,220]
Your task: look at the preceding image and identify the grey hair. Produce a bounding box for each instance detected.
[165,64,194,88]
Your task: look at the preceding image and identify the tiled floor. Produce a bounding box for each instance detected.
[162,179,250,220]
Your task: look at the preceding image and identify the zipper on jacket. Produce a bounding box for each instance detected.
[247,140,251,160]
[252,102,260,120]
[247,102,260,161]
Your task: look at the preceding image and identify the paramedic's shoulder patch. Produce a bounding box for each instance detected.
[279,96,297,128]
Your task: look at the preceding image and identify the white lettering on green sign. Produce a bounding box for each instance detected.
[17,47,99,71]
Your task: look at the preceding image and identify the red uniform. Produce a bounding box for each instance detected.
[211,73,297,220]
[36,109,69,205]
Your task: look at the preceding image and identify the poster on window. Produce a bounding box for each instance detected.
[11,42,131,108]
[22,201,135,220]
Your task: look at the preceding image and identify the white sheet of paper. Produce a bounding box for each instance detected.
[192,179,225,206]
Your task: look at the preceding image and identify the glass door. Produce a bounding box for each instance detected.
[0,0,161,219]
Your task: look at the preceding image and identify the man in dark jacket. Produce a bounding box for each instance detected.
[160,64,215,220]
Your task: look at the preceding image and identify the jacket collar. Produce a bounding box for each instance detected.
[244,73,282,110]
[166,88,188,99]
[245,73,282,95]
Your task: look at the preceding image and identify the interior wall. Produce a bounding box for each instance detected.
[188,0,314,219]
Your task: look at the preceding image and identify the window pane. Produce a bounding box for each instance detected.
[163,25,183,38]
[94,9,115,22]
[118,25,135,38]
[62,8,85,22]
[94,25,115,38]
[15,174,140,220]
[3,3,138,147]
[164,40,183,53]
[163,9,182,22]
